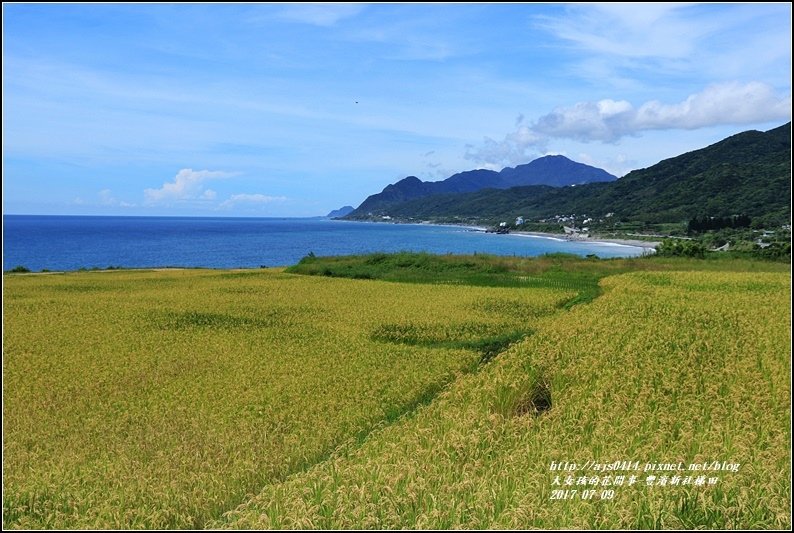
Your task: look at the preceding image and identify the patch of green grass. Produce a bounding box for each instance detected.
[148,310,269,330]
[372,323,530,365]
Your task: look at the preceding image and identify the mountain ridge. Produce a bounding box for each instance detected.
[347,122,791,227]
[349,155,616,216]
[327,206,355,218]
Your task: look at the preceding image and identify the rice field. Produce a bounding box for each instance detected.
[2,268,572,529]
[3,258,790,529]
[213,268,791,529]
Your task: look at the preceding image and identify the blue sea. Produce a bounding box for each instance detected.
[2,215,650,272]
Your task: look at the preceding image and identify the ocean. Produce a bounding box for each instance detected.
[2,215,649,272]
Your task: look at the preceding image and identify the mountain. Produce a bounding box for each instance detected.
[499,155,616,187]
[348,155,616,216]
[327,206,355,218]
[353,123,791,226]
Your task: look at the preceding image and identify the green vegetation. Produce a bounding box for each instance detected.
[655,239,707,258]
[289,251,603,288]
[345,123,791,232]
[7,265,31,273]
[3,253,790,529]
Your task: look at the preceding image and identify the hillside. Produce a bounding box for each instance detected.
[327,205,355,218]
[350,123,792,226]
[350,155,616,216]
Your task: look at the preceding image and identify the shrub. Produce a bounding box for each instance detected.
[655,238,706,258]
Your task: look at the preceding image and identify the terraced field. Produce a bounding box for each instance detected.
[214,268,791,529]
[2,267,571,529]
[3,256,790,529]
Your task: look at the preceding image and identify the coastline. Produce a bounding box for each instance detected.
[346,220,660,251]
[509,230,660,250]
[363,220,659,250]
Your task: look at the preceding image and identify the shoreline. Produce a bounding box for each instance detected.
[508,230,659,250]
[372,220,659,250]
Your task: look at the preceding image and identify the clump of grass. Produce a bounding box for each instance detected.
[148,310,266,330]
[372,323,530,365]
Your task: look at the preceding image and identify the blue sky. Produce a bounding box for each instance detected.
[3,3,791,217]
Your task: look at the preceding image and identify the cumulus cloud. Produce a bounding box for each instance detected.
[99,189,116,205]
[98,189,136,208]
[533,82,791,142]
[144,169,233,204]
[219,193,287,210]
[464,125,548,168]
[463,81,790,167]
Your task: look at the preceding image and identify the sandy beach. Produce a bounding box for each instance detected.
[510,230,660,250]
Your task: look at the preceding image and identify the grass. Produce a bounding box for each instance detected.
[3,253,790,529]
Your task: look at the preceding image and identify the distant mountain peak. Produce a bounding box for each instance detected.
[326,205,355,218]
[345,122,790,226]
[348,156,616,217]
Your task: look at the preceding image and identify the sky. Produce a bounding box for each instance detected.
[3,2,791,217]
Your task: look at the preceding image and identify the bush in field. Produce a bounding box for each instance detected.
[655,238,706,258]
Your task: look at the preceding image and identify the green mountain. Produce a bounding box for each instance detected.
[349,155,616,216]
[348,123,791,227]
[326,205,355,218]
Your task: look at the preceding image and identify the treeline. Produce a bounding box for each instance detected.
[655,237,790,260]
[687,214,751,233]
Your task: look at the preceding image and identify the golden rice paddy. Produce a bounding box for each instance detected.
[3,263,790,529]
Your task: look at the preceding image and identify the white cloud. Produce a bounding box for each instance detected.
[464,81,791,167]
[533,82,791,142]
[99,189,116,205]
[538,3,702,60]
[144,169,233,204]
[535,4,791,88]
[276,3,364,27]
[219,193,287,210]
[464,125,548,167]
[97,189,136,208]
[575,152,637,179]
[634,82,791,130]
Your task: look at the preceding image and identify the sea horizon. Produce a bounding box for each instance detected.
[3,214,650,272]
